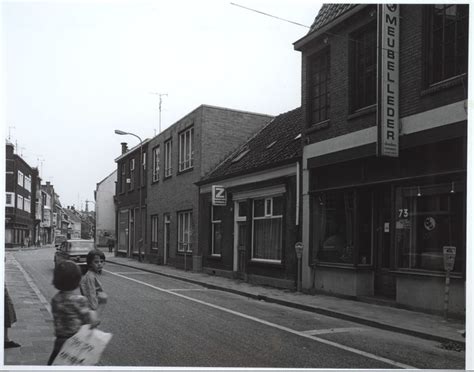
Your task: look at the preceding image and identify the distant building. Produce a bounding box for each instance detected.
[41,181,56,244]
[95,170,117,246]
[63,206,82,239]
[5,141,34,247]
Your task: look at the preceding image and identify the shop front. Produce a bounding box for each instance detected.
[306,136,466,316]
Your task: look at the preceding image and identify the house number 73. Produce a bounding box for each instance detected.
[398,209,409,218]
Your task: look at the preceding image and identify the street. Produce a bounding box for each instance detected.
[7,246,465,368]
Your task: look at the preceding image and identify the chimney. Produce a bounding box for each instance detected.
[46,181,50,187]
[121,142,128,154]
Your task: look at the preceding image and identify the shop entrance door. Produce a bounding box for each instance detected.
[233,201,248,280]
[373,188,396,299]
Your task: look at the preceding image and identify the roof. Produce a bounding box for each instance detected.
[309,4,357,33]
[114,138,151,162]
[200,107,303,184]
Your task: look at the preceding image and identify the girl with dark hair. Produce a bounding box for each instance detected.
[47,261,99,365]
[80,249,108,311]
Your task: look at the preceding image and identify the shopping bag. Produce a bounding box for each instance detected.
[52,325,113,366]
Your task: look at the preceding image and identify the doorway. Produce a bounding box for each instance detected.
[233,201,248,279]
[373,187,396,299]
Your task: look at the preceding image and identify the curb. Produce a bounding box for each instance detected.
[107,259,464,345]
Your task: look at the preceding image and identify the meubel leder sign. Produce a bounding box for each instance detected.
[377,4,400,157]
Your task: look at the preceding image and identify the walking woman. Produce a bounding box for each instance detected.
[4,286,21,348]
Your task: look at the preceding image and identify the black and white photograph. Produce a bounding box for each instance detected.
[2,0,471,369]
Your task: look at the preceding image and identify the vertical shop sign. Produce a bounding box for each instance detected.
[377,4,400,157]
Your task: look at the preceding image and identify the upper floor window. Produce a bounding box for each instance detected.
[152,146,160,182]
[164,140,172,178]
[17,171,24,187]
[308,48,330,125]
[179,127,194,172]
[6,192,14,207]
[426,5,468,85]
[24,176,31,192]
[24,197,31,213]
[120,163,126,193]
[141,151,147,186]
[350,22,377,111]
[129,158,135,190]
[17,194,24,210]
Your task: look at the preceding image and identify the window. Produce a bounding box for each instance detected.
[120,163,126,193]
[178,127,194,172]
[24,176,31,192]
[23,198,31,213]
[252,196,283,262]
[164,140,172,178]
[141,151,147,186]
[151,215,159,249]
[211,207,223,255]
[313,190,355,264]
[177,210,193,252]
[308,48,330,125]
[164,213,170,257]
[350,22,377,111]
[129,158,135,190]
[395,182,464,272]
[17,171,24,187]
[17,194,24,210]
[426,5,468,84]
[152,146,160,182]
[6,192,14,207]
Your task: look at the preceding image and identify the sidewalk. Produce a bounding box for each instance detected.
[104,251,466,345]
[4,252,54,366]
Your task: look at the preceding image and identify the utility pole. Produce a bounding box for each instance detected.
[150,92,168,135]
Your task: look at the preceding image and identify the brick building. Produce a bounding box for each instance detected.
[145,105,273,270]
[197,108,303,288]
[5,142,35,247]
[115,140,150,259]
[294,4,467,316]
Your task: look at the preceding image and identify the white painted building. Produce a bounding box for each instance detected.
[95,170,117,246]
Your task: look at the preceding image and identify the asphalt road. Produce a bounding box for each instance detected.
[13,247,465,368]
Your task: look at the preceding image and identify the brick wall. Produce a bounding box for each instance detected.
[300,4,468,145]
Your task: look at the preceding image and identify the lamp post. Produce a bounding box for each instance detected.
[115,129,144,262]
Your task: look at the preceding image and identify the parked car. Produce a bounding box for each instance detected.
[54,239,94,273]
[54,234,67,248]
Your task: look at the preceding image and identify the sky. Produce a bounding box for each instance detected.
[1,0,322,210]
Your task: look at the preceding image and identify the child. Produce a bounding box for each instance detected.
[80,249,108,311]
[47,261,99,365]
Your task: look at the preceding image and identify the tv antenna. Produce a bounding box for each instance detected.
[150,92,168,135]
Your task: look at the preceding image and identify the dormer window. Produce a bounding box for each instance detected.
[232,149,250,163]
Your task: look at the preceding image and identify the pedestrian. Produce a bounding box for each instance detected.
[107,238,114,253]
[4,286,21,348]
[80,249,108,311]
[47,260,99,365]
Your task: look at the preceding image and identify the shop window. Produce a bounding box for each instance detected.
[151,215,158,249]
[313,190,355,264]
[425,5,468,85]
[211,206,222,256]
[252,196,283,262]
[395,182,464,272]
[350,22,377,111]
[308,48,330,125]
[178,210,193,252]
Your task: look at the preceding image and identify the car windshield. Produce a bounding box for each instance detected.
[55,236,66,243]
[69,241,94,252]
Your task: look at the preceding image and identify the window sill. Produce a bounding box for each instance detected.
[348,104,376,120]
[249,259,283,268]
[421,73,467,97]
[391,269,464,279]
[178,167,194,176]
[207,254,222,261]
[163,175,172,181]
[177,251,192,256]
[151,179,160,186]
[306,120,330,134]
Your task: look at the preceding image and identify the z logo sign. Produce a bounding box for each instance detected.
[212,185,227,206]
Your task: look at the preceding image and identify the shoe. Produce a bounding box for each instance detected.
[4,341,21,348]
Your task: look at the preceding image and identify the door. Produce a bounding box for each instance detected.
[374,187,396,299]
[233,201,248,278]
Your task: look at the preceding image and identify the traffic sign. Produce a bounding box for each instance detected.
[443,246,456,272]
[295,242,303,259]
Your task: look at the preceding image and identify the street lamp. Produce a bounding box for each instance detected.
[115,129,144,262]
